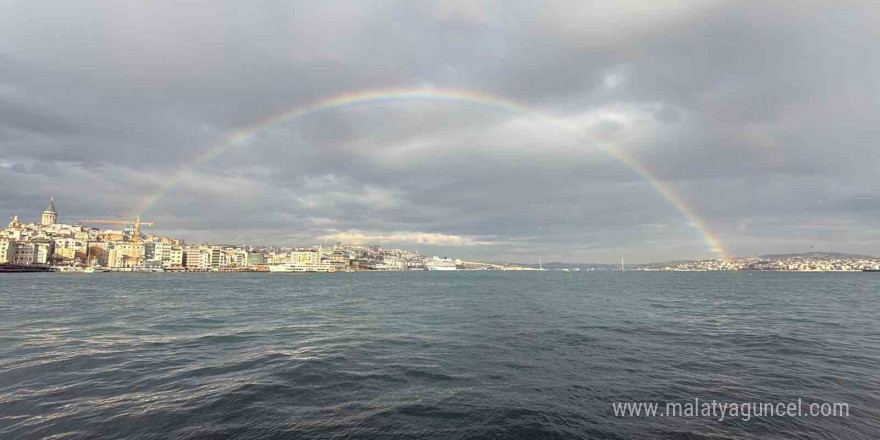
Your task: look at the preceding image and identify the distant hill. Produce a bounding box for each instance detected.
[505,252,876,270]
[637,259,698,268]
[516,262,619,270]
[758,252,872,260]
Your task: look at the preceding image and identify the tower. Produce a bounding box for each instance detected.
[41,197,57,226]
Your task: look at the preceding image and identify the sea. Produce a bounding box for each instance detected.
[1,271,878,439]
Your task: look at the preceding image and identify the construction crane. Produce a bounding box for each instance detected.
[79,216,155,267]
[79,215,154,245]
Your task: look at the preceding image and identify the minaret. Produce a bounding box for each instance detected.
[41,197,58,226]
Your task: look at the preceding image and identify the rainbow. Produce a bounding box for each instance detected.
[134,87,728,259]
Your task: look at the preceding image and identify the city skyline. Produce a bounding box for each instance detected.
[5,196,879,269]
[2,1,879,263]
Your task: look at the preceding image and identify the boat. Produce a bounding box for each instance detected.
[132,266,165,273]
[52,266,96,273]
[268,263,336,273]
[425,257,457,271]
[0,264,54,273]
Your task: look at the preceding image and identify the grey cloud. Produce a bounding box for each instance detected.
[1,0,879,262]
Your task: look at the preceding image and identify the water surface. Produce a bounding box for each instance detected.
[1,272,878,439]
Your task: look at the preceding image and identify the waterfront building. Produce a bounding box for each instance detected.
[55,247,78,262]
[0,239,11,263]
[169,248,184,268]
[267,252,287,264]
[182,246,201,268]
[199,249,211,270]
[147,242,175,267]
[290,250,320,265]
[228,249,248,268]
[325,252,350,270]
[246,252,265,267]
[405,260,425,270]
[33,240,53,264]
[11,242,36,265]
[108,243,145,268]
[380,257,406,270]
[209,247,224,269]
[87,242,111,267]
[7,241,51,265]
[53,237,87,262]
[144,242,156,261]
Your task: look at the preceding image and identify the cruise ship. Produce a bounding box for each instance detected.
[425,256,457,271]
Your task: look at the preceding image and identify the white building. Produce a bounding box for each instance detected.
[289,250,320,265]
[6,241,51,265]
[108,243,145,268]
[0,239,11,263]
[169,248,184,267]
[199,250,211,270]
[183,246,202,268]
[147,242,176,267]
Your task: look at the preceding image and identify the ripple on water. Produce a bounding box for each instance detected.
[1,272,878,439]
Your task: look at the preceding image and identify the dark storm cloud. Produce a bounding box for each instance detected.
[1,0,879,262]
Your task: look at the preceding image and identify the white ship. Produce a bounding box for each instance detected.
[425,256,457,271]
[268,263,336,273]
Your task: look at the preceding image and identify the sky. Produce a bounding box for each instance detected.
[1,0,879,263]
